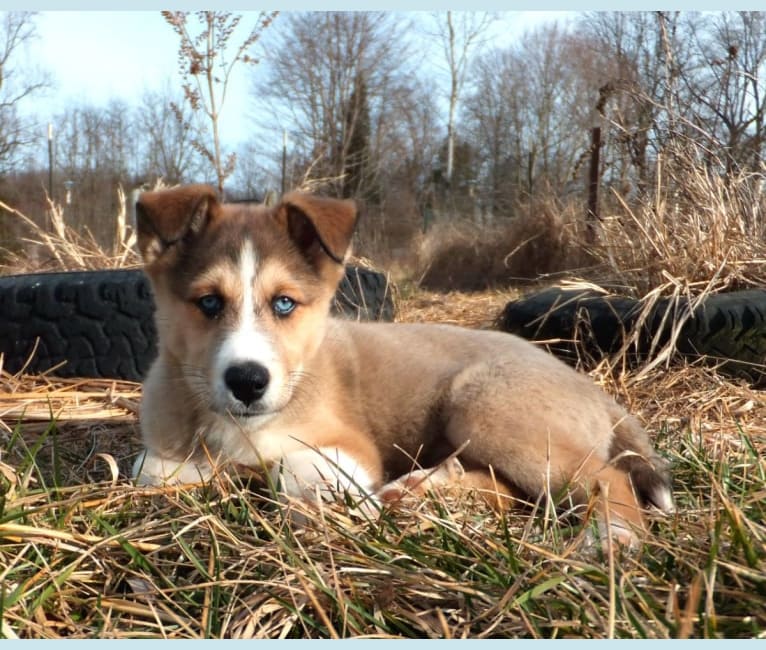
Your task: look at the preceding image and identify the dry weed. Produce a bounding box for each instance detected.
[0,186,144,275]
[589,151,766,297]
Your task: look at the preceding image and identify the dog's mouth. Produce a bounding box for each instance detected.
[186,379,276,420]
[215,402,272,420]
[214,391,291,421]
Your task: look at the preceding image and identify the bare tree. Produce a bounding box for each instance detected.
[162,10,278,197]
[228,138,271,200]
[136,81,206,185]
[254,12,416,200]
[579,12,766,186]
[429,11,496,189]
[381,76,442,204]
[681,11,766,175]
[463,22,595,214]
[0,12,49,175]
[576,12,687,194]
[462,46,521,215]
[53,99,141,243]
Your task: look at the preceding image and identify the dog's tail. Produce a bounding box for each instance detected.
[609,406,674,513]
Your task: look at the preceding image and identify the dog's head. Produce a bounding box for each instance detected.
[136,184,358,420]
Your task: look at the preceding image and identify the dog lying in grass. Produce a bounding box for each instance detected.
[133,184,673,547]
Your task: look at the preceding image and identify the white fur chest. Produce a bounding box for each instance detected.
[203,412,314,468]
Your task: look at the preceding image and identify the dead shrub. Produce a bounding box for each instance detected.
[416,201,587,292]
[351,190,424,280]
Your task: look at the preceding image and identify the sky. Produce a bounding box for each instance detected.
[25,10,574,152]
[32,11,256,149]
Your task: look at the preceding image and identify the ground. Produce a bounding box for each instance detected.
[0,286,764,639]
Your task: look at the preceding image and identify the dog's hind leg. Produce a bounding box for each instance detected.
[440,358,665,546]
[377,456,524,511]
[568,456,647,548]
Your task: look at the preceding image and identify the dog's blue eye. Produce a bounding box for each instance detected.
[197,294,224,318]
[272,295,296,317]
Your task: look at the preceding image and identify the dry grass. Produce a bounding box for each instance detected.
[1,296,765,638]
[411,150,766,304]
[0,187,140,275]
[1,161,766,637]
[396,286,518,329]
[588,153,766,297]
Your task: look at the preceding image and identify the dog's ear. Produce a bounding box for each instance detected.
[136,184,221,266]
[276,192,358,269]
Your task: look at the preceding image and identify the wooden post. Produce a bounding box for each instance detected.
[587,126,601,243]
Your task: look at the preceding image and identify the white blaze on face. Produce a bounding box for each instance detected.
[212,240,285,413]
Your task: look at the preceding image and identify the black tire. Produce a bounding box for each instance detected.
[0,265,395,381]
[333,264,395,323]
[677,289,766,385]
[498,286,766,384]
[496,287,649,364]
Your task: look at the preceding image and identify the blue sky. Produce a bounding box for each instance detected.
[27,11,571,150]
[33,11,254,148]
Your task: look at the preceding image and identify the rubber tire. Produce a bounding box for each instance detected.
[496,287,650,364]
[677,289,766,385]
[497,287,766,385]
[334,264,395,323]
[0,265,395,381]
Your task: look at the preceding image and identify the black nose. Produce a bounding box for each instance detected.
[224,362,270,406]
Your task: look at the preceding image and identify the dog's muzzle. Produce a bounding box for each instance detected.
[224,361,270,408]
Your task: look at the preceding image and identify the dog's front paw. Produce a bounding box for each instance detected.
[132,449,213,486]
[269,447,379,522]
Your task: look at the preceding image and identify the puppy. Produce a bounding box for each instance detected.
[133,184,673,546]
